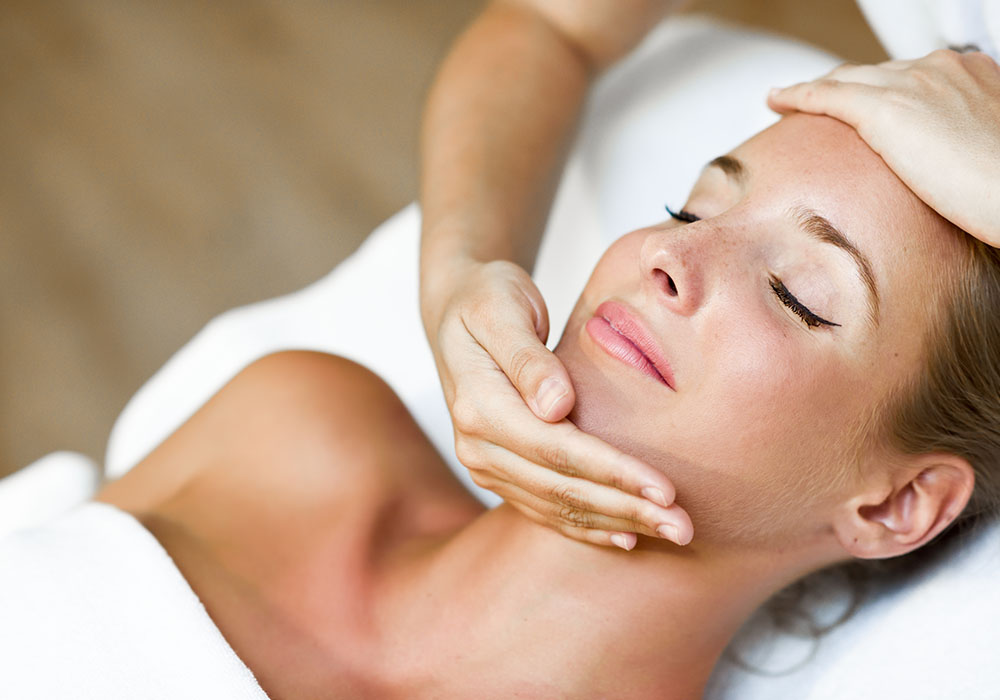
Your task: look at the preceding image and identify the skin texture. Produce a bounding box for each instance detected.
[419,0,687,551]
[553,113,971,549]
[768,49,1000,247]
[421,4,997,550]
[98,115,974,699]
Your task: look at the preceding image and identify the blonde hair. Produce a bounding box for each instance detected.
[887,236,1000,534]
[748,233,1000,661]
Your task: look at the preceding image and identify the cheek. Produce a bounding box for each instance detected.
[660,319,868,545]
[699,321,861,467]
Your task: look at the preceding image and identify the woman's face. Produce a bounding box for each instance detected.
[555,114,966,549]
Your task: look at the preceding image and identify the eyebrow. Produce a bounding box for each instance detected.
[708,155,747,186]
[707,154,881,328]
[790,206,880,327]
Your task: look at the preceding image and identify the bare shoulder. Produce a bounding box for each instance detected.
[97,350,481,528]
[95,352,484,699]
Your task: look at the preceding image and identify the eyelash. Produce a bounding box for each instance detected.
[664,204,699,223]
[664,204,841,329]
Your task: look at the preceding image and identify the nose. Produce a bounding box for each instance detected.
[639,226,707,317]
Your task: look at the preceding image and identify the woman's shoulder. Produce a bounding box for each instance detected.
[99,350,482,535]
[95,351,485,698]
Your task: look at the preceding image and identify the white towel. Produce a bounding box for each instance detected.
[0,502,269,700]
[0,451,99,538]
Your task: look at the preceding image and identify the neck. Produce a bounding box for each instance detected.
[371,504,838,699]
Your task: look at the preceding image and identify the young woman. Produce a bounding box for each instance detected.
[417,2,1000,552]
[97,112,1000,699]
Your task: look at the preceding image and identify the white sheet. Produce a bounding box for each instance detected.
[0,502,268,700]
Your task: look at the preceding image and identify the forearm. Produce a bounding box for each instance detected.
[418,2,593,330]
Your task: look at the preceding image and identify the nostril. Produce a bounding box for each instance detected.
[652,268,678,297]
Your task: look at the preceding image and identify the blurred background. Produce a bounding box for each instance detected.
[1,0,885,479]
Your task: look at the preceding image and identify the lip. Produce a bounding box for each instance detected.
[586,301,676,390]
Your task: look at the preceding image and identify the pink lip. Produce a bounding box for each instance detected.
[586,301,676,390]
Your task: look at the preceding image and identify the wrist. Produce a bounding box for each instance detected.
[419,248,481,339]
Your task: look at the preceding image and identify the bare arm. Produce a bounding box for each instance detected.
[417,0,694,551]
[420,0,674,321]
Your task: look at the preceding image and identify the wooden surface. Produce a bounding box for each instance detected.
[0,1,883,478]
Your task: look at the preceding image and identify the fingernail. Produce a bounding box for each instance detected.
[610,533,636,551]
[641,486,670,508]
[536,377,567,418]
[768,87,781,100]
[656,524,681,543]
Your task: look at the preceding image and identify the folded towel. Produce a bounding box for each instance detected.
[0,502,268,700]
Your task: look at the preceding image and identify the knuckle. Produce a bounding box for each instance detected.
[866,94,902,131]
[450,396,482,435]
[467,468,495,490]
[507,345,540,390]
[538,443,576,476]
[967,49,994,64]
[453,435,481,468]
[550,482,587,511]
[602,457,629,490]
[606,472,625,490]
[904,66,933,90]
[929,47,960,64]
[556,504,594,528]
[829,61,858,76]
[965,50,999,73]
[632,502,660,529]
[796,79,838,106]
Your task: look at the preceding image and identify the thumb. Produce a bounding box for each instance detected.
[481,299,574,421]
[460,265,577,421]
[508,338,575,422]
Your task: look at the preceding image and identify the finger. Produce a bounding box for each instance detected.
[766,79,886,129]
[822,63,900,87]
[490,413,679,507]
[506,498,639,551]
[483,445,693,544]
[464,302,576,423]
[499,476,690,546]
[875,57,915,71]
[962,49,1000,79]
[514,275,551,344]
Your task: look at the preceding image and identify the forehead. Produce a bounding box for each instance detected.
[726,114,964,330]
[731,114,917,231]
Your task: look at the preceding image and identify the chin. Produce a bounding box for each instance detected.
[554,316,650,457]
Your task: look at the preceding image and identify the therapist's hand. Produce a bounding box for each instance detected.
[768,48,1000,247]
[423,256,693,550]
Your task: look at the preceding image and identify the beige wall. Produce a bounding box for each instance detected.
[0,1,884,477]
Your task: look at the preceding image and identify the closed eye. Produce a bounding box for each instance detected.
[665,204,699,223]
[769,278,840,328]
[666,204,840,330]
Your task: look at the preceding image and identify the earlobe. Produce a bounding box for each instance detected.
[836,454,975,560]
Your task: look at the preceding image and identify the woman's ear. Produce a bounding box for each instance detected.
[834,453,974,560]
